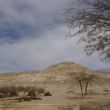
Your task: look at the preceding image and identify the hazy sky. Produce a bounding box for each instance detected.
[0,0,109,72]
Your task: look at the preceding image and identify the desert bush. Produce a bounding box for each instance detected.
[28,87,36,97]
[44,91,52,96]
[0,86,18,97]
[17,86,34,96]
[0,86,37,98]
[0,86,10,97]
[9,86,18,97]
[23,96,32,101]
[37,87,45,94]
[17,86,25,92]
[0,93,5,98]
[0,85,46,99]
[24,86,33,92]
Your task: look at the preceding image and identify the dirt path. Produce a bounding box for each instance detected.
[0,102,80,110]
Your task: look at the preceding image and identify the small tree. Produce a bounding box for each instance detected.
[68,71,95,98]
[84,73,95,95]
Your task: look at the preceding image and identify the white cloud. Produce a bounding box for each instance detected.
[0,0,109,72]
[0,26,109,72]
[0,0,70,30]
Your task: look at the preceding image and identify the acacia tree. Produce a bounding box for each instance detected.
[84,73,94,95]
[68,71,95,98]
[65,0,110,62]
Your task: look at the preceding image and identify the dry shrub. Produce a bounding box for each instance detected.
[17,86,25,92]
[37,87,45,94]
[22,96,32,101]
[0,86,17,97]
[44,91,52,96]
[9,86,18,97]
[0,85,46,103]
[28,87,36,97]
[0,86,10,97]
[0,85,46,99]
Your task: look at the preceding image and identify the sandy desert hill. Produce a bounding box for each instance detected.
[0,61,110,110]
[0,61,91,85]
[0,61,109,85]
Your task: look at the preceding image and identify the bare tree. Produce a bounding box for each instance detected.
[84,73,95,95]
[65,0,110,62]
[68,71,95,98]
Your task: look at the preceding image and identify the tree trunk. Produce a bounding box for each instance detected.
[79,81,84,98]
[85,81,89,95]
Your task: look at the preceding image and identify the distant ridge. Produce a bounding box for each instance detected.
[48,61,83,69]
[0,61,92,84]
[97,69,110,73]
[47,61,75,69]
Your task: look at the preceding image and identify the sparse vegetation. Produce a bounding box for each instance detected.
[37,87,45,95]
[44,91,52,96]
[9,86,18,97]
[0,62,110,110]
[28,87,36,98]
[0,85,45,99]
[0,86,18,97]
[68,71,95,97]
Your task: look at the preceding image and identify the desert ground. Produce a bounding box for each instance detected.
[0,61,110,110]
